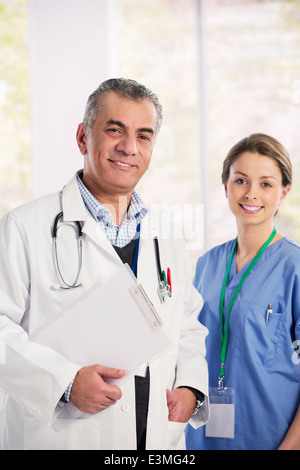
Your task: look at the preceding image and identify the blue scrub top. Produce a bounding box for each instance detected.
[186,236,300,450]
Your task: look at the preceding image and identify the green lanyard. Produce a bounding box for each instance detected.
[218,226,277,389]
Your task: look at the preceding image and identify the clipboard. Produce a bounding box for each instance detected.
[31,264,171,385]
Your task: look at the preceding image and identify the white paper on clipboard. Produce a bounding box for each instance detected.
[30,264,171,385]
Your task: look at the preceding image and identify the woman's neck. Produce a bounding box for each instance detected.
[235,222,281,273]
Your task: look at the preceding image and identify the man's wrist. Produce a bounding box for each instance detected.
[178,386,204,415]
[60,378,75,404]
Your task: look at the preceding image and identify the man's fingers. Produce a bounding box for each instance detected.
[95,366,126,401]
[69,364,126,414]
[96,365,126,379]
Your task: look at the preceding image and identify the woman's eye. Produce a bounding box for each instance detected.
[262,182,272,188]
[235,178,246,184]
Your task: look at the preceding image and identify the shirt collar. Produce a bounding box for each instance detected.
[76,174,148,226]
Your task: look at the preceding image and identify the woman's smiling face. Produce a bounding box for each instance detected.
[224,151,290,228]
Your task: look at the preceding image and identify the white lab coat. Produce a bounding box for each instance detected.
[0,173,208,450]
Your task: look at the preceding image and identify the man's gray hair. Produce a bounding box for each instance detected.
[83,78,163,136]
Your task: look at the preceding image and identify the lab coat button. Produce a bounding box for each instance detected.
[121,404,129,412]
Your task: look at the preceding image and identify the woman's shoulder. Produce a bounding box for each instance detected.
[201,238,235,258]
[195,239,236,270]
[282,236,300,249]
[193,239,235,289]
[280,236,300,260]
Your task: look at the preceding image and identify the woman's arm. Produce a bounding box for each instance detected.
[278,405,300,450]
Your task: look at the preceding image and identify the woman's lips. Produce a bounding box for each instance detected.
[239,204,263,214]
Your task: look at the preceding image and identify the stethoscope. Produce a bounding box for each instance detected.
[52,212,172,303]
[52,212,84,290]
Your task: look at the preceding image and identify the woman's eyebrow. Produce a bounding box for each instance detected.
[233,171,276,180]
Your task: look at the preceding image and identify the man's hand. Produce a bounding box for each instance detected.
[166,387,196,423]
[70,364,125,414]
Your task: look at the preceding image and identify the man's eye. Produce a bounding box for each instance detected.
[107,128,121,134]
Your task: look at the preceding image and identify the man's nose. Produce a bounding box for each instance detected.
[116,135,138,156]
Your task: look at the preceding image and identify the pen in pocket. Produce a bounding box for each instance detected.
[266,304,272,325]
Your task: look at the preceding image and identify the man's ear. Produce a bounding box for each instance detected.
[76,123,88,156]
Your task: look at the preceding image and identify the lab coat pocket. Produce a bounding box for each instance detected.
[24,415,100,450]
[165,420,187,450]
[235,301,284,366]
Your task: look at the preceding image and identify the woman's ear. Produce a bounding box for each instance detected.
[279,184,291,205]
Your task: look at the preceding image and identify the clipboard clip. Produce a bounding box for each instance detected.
[129,284,163,331]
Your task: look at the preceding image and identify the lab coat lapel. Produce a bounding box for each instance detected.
[61,173,87,223]
[81,216,121,263]
[61,172,120,263]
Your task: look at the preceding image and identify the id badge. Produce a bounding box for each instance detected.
[205,387,235,439]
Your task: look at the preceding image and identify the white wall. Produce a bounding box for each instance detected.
[28,0,118,197]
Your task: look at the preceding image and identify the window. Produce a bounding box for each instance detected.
[2,0,300,256]
[118,0,300,258]
[118,0,202,260]
[0,0,32,215]
[205,0,300,248]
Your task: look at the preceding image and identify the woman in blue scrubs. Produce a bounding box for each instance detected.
[186,133,300,450]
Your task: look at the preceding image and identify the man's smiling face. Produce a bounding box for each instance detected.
[76,91,158,202]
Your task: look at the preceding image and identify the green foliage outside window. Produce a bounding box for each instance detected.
[0,0,31,215]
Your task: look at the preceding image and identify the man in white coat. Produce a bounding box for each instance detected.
[0,78,208,450]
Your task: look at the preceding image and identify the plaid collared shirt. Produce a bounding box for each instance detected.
[77,174,148,248]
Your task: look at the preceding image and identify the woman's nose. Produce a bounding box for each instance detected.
[243,181,259,200]
[244,189,257,200]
